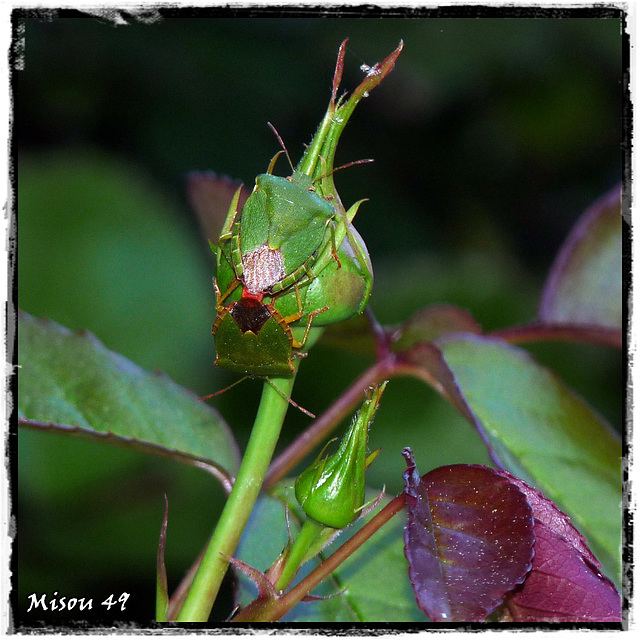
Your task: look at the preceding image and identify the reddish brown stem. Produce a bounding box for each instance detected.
[365,306,393,361]
[489,322,622,349]
[233,493,407,622]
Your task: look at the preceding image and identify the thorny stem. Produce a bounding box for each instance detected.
[232,493,407,622]
[365,305,393,361]
[186,309,618,620]
[176,374,297,622]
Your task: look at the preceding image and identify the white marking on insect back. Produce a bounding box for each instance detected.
[243,243,286,294]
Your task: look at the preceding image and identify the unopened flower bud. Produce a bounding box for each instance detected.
[294,383,386,529]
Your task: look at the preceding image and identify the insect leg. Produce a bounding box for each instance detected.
[215,276,242,310]
[281,282,305,324]
[328,222,342,269]
[291,305,329,349]
[219,185,244,242]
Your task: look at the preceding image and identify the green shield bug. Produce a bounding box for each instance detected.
[212,278,326,376]
[237,172,337,295]
[217,165,345,305]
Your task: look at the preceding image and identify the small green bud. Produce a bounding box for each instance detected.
[294,383,387,529]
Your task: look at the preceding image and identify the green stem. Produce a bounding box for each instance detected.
[275,518,324,592]
[176,374,296,622]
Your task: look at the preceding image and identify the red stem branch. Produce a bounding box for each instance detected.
[233,493,407,622]
[489,322,622,349]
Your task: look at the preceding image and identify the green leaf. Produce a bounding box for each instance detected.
[436,334,621,585]
[540,184,622,329]
[18,311,240,485]
[235,487,424,622]
[18,151,220,393]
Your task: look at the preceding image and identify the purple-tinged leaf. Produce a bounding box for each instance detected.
[402,450,534,622]
[435,334,621,585]
[320,304,482,357]
[498,473,622,623]
[391,304,482,353]
[186,171,250,247]
[540,183,622,329]
[156,496,169,622]
[506,474,599,564]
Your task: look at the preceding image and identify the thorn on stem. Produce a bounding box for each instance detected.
[222,554,278,600]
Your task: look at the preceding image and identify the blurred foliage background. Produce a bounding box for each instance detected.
[16,14,623,624]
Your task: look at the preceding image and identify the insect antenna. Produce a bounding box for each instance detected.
[202,376,315,419]
[312,157,375,185]
[200,375,249,401]
[265,377,316,418]
[267,122,295,173]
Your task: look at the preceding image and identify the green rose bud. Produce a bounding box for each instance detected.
[294,383,386,529]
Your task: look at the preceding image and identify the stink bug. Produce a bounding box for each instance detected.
[216,168,345,307]
[212,279,326,376]
[212,191,370,377]
[231,171,338,295]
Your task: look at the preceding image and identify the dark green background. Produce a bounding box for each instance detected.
[16,13,623,625]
